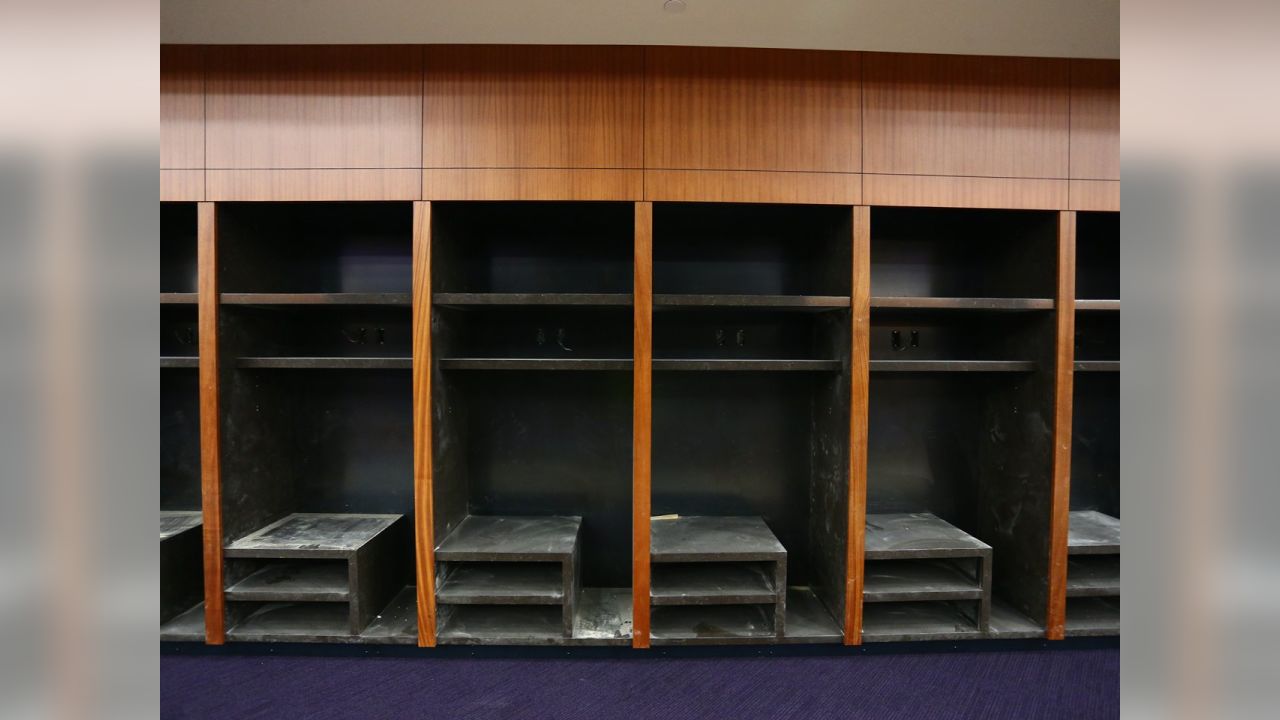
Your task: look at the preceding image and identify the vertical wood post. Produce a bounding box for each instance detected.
[197,202,225,644]
[844,205,871,645]
[632,201,654,648]
[413,201,438,647]
[1046,210,1077,639]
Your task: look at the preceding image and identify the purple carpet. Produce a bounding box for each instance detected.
[161,649,1118,719]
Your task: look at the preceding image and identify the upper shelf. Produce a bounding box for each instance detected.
[435,293,630,308]
[870,360,1036,373]
[658,294,849,310]
[872,297,1052,311]
[1075,299,1120,311]
[238,357,411,370]
[223,293,411,306]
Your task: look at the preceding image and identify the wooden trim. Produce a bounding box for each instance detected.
[197,202,225,644]
[161,170,205,202]
[844,205,871,645]
[422,168,642,201]
[1046,210,1077,640]
[632,201,653,649]
[864,174,1068,209]
[1069,180,1120,212]
[643,170,861,205]
[413,201,437,647]
[206,169,422,201]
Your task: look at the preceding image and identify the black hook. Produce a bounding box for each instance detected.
[715,329,726,347]
[377,327,386,345]
[536,328,547,346]
[556,328,573,352]
[910,330,920,349]
[736,329,745,347]
[891,330,903,351]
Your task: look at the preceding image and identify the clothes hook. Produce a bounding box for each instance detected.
[556,327,573,352]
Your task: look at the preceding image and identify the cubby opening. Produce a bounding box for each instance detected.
[653,203,852,299]
[1075,313,1119,363]
[430,202,635,645]
[432,201,635,298]
[648,202,851,644]
[161,201,203,641]
[870,207,1057,302]
[870,309,1043,372]
[654,309,846,371]
[225,305,412,368]
[215,198,418,644]
[435,306,632,370]
[218,202,412,295]
[861,206,1058,641]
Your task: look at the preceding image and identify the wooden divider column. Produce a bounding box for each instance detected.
[197,202,225,644]
[1045,210,1077,639]
[632,202,654,648]
[413,201,438,647]
[843,206,871,645]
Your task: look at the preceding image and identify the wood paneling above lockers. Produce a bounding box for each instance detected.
[1070,60,1120,181]
[161,45,1119,207]
[645,47,860,173]
[205,46,423,170]
[161,46,205,170]
[423,46,644,170]
[863,53,1071,180]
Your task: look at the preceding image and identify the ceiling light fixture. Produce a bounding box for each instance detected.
[663,0,687,13]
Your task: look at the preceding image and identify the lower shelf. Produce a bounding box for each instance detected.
[436,588,632,646]
[1065,597,1120,637]
[648,587,842,646]
[861,601,982,643]
[650,604,777,645]
[160,602,206,642]
[225,586,418,644]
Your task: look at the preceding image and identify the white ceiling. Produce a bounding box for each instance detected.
[160,0,1119,59]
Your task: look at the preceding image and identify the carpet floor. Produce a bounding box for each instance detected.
[161,649,1118,719]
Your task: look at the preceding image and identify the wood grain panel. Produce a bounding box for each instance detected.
[1046,211,1077,640]
[413,201,436,647]
[646,47,860,173]
[864,53,1070,179]
[643,170,860,205]
[844,206,871,645]
[424,46,642,169]
[1070,180,1120,211]
[1070,60,1120,180]
[207,169,421,201]
[423,169,641,201]
[161,46,205,169]
[161,170,204,202]
[206,46,421,169]
[864,174,1067,209]
[632,202,653,649]
[197,202,224,644]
